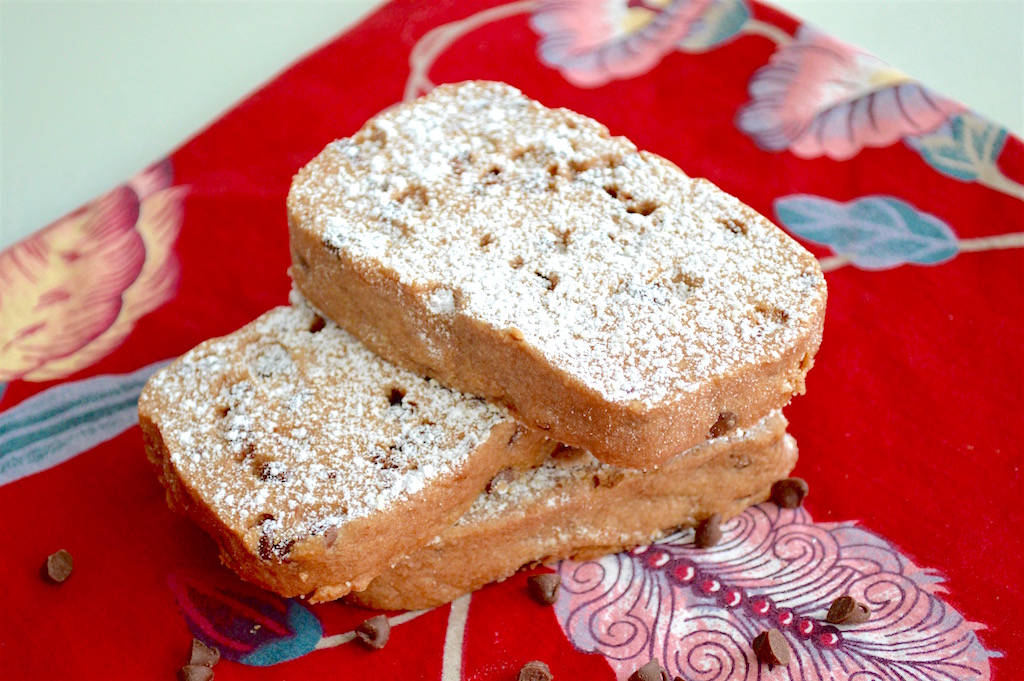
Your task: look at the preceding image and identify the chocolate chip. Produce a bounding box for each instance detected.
[258,534,274,561]
[323,525,339,549]
[257,461,291,482]
[826,595,871,624]
[708,411,737,438]
[694,514,723,548]
[356,614,390,650]
[770,477,809,509]
[628,658,670,681]
[308,314,326,333]
[236,442,257,464]
[527,573,561,605]
[177,665,214,681]
[752,629,790,667]
[719,216,748,235]
[189,638,220,667]
[486,468,516,493]
[518,660,553,681]
[43,549,73,583]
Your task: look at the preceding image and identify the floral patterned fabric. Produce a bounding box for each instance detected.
[1,1,1021,678]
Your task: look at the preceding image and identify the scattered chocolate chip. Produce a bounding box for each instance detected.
[709,411,737,438]
[770,477,809,509]
[189,638,220,667]
[527,573,561,605]
[694,514,723,548]
[177,665,214,681]
[43,549,73,583]
[518,660,553,681]
[628,658,669,681]
[826,595,871,625]
[752,629,790,667]
[356,614,390,650]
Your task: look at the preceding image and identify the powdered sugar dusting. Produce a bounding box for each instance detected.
[290,82,826,405]
[142,300,506,555]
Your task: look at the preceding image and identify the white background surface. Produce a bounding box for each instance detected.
[2,0,1022,250]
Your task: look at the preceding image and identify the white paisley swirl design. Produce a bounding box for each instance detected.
[555,504,997,680]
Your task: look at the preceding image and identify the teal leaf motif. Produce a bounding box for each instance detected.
[169,573,324,667]
[239,603,323,667]
[679,0,750,52]
[907,112,1008,182]
[775,195,959,270]
[0,359,171,486]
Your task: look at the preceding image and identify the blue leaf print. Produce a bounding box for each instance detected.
[774,195,959,270]
[0,359,171,486]
[170,573,324,667]
[679,0,750,52]
[906,112,1008,182]
[239,602,324,666]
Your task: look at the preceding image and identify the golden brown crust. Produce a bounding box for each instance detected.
[138,304,555,601]
[350,412,796,610]
[288,81,826,468]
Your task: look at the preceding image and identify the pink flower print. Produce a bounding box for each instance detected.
[0,161,183,382]
[556,504,996,680]
[736,26,965,160]
[531,0,717,87]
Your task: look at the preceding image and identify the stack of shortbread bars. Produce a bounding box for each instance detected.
[140,82,826,610]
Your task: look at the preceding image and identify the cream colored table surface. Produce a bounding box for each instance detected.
[2,0,1022,250]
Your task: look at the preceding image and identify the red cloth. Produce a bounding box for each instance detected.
[2,1,1021,678]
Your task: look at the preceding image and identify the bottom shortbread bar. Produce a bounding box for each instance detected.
[352,411,795,610]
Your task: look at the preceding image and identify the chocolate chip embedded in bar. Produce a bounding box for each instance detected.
[770,477,809,509]
[527,573,561,605]
[43,549,73,583]
[826,595,871,624]
[752,629,791,667]
[517,660,553,681]
[709,411,738,438]
[355,615,391,650]
[694,513,723,548]
[486,468,516,494]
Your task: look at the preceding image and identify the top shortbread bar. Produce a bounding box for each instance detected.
[288,81,826,468]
